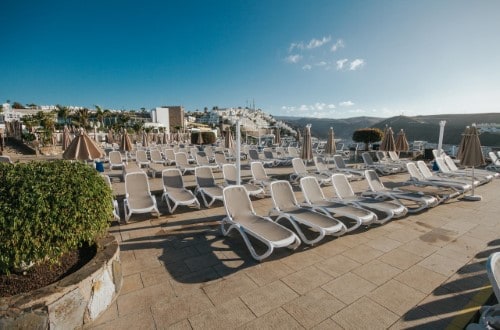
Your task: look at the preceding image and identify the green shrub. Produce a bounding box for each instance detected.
[0,160,113,274]
[191,131,216,145]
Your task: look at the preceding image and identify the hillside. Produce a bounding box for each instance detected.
[276,113,500,147]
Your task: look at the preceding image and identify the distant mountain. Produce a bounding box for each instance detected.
[276,113,500,147]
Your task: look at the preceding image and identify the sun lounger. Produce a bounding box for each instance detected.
[363,170,439,213]
[486,152,500,171]
[249,161,276,195]
[300,176,376,232]
[175,152,197,175]
[108,151,126,170]
[102,174,120,221]
[161,168,200,213]
[407,162,470,193]
[417,160,478,187]
[270,180,347,245]
[331,173,408,224]
[195,152,219,171]
[290,158,331,185]
[123,171,160,222]
[222,163,264,197]
[332,155,365,179]
[314,156,358,181]
[362,152,402,175]
[248,149,275,167]
[163,148,176,165]
[222,185,300,261]
[194,166,224,207]
[443,155,497,180]
[135,150,151,168]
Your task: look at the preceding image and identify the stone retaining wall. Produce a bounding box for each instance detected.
[0,236,122,329]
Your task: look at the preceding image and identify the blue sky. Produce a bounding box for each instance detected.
[2,0,500,118]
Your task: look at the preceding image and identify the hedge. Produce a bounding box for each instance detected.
[0,160,113,274]
[191,131,216,145]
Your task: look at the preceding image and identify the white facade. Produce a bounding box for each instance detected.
[154,107,170,132]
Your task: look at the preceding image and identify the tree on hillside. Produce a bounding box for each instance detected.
[12,102,25,109]
[352,128,383,151]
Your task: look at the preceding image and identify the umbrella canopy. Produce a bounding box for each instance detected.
[296,129,302,147]
[395,129,409,152]
[224,127,234,149]
[324,127,336,155]
[62,125,72,150]
[63,129,104,160]
[459,125,485,167]
[300,124,313,161]
[107,128,115,144]
[456,126,470,161]
[120,130,133,152]
[275,128,281,146]
[380,126,396,152]
[163,131,169,145]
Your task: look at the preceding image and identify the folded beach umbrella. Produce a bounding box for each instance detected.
[142,131,148,147]
[456,126,470,162]
[63,129,104,160]
[120,130,133,152]
[300,124,313,161]
[324,127,336,155]
[275,128,281,146]
[380,126,396,152]
[224,127,234,149]
[459,124,485,201]
[107,128,115,144]
[62,125,72,150]
[395,129,409,153]
[197,131,204,145]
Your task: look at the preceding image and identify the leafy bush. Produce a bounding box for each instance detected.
[352,128,384,151]
[0,160,113,274]
[191,131,216,145]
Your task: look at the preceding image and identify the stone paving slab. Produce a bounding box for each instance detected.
[90,164,500,329]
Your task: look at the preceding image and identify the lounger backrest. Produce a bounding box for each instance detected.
[204,147,214,158]
[388,151,399,161]
[215,153,227,165]
[444,156,459,171]
[271,180,298,211]
[263,150,274,160]
[365,170,386,192]
[164,149,175,161]
[314,156,328,172]
[222,164,237,185]
[333,155,347,169]
[175,152,189,166]
[109,151,122,164]
[362,152,375,166]
[150,150,163,162]
[125,172,150,199]
[288,147,299,157]
[331,174,355,198]
[489,152,498,163]
[248,149,260,161]
[162,168,184,189]
[251,162,268,181]
[435,157,451,173]
[223,185,254,219]
[195,153,209,166]
[407,162,425,181]
[375,151,386,163]
[487,252,500,302]
[195,166,216,188]
[276,147,286,156]
[136,150,148,162]
[417,161,434,179]
[292,158,307,175]
[300,176,325,204]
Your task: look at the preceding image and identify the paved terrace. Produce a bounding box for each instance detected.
[89,163,500,329]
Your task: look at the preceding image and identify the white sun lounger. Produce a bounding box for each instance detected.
[194,166,224,207]
[364,170,439,213]
[123,172,160,222]
[270,180,347,245]
[161,168,200,213]
[332,155,365,179]
[300,176,376,232]
[222,185,300,261]
[331,173,408,224]
[222,163,264,197]
[175,152,197,175]
[407,162,470,193]
[290,158,331,185]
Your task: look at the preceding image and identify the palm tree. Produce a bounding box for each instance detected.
[56,105,70,125]
[74,108,90,129]
[95,105,104,129]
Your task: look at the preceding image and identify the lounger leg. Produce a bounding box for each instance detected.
[275,214,326,245]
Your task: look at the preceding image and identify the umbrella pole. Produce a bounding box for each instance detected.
[463,166,481,201]
[236,120,241,186]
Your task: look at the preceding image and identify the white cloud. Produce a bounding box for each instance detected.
[306,36,331,49]
[339,101,354,107]
[288,42,304,52]
[330,39,344,52]
[316,61,327,67]
[302,64,312,70]
[285,54,302,63]
[349,59,365,70]
[327,104,336,109]
[336,59,348,70]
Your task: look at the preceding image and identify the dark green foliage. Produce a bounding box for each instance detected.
[0,161,113,274]
[352,128,384,150]
[191,131,216,145]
